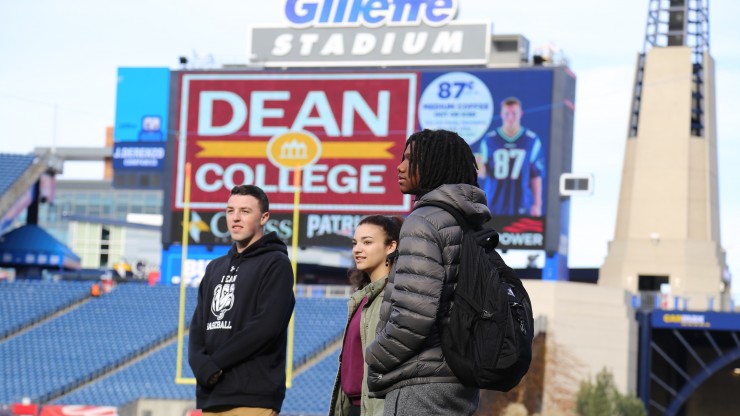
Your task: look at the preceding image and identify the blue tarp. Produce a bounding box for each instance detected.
[0,224,81,270]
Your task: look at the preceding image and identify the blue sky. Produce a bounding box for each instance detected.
[1,0,738,299]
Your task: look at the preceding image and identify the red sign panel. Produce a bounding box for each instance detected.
[40,405,117,416]
[173,72,417,213]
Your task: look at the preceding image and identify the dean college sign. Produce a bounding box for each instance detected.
[250,0,490,67]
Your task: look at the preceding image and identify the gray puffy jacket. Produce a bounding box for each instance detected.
[365,184,492,396]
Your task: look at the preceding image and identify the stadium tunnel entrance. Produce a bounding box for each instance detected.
[636,310,740,415]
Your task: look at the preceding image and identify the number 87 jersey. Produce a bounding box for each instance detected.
[477,127,545,216]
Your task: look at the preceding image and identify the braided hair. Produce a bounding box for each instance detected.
[404,129,479,195]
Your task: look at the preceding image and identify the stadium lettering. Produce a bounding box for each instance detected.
[197,90,390,137]
[663,313,708,327]
[306,214,364,238]
[271,30,464,59]
[195,162,386,194]
[498,232,543,247]
[663,314,682,323]
[284,0,458,27]
[122,159,159,167]
[112,146,165,159]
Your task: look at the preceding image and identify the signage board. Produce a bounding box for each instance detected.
[113,67,170,189]
[417,69,555,250]
[249,0,490,67]
[170,210,360,247]
[112,142,166,170]
[164,67,575,253]
[250,22,490,67]
[114,67,170,144]
[173,72,416,212]
[653,311,740,331]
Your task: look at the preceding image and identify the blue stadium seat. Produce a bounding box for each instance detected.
[0,280,90,338]
[0,153,35,197]
[282,348,340,415]
[292,298,347,366]
[2,281,351,415]
[54,339,194,406]
[0,282,198,404]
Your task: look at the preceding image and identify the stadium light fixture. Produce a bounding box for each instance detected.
[559,173,594,196]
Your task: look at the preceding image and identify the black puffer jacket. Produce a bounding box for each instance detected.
[365,184,491,396]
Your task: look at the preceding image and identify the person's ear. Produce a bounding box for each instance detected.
[385,248,399,267]
[260,211,270,226]
[387,240,398,255]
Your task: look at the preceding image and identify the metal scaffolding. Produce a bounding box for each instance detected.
[629,0,709,138]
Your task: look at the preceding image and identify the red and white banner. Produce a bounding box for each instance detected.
[173,72,417,213]
[40,405,117,416]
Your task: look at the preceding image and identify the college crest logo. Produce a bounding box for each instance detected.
[211,284,234,320]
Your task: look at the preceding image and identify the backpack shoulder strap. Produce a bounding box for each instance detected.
[415,201,498,250]
[414,200,475,231]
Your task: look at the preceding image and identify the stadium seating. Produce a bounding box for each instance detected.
[48,297,346,410]
[0,153,35,197]
[1,280,349,413]
[292,297,347,366]
[0,283,198,404]
[53,337,194,406]
[0,280,90,338]
[56,340,342,414]
[282,349,340,416]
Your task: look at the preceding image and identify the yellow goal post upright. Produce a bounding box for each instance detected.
[175,162,196,385]
[285,164,302,388]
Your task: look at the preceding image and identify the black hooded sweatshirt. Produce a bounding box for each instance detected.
[188,231,295,411]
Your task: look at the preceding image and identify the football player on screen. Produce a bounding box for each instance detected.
[477,97,545,216]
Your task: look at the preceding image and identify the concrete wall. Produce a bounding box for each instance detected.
[523,280,639,411]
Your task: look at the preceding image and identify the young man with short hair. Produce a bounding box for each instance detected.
[189,185,295,416]
[366,129,492,415]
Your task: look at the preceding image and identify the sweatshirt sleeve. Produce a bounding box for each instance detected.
[188,264,221,386]
[366,214,445,373]
[209,255,295,370]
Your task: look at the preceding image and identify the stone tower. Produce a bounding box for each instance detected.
[599,0,730,309]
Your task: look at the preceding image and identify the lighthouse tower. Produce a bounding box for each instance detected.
[599,0,730,309]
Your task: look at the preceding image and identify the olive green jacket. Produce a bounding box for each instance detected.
[329,277,387,416]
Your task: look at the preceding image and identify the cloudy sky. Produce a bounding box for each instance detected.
[1,0,738,299]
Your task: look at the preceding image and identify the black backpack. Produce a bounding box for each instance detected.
[415,201,534,391]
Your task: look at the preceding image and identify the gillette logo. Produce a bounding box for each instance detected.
[284,0,459,28]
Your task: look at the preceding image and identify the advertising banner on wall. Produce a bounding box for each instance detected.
[172,72,416,213]
[160,244,230,286]
[653,311,740,331]
[40,406,118,416]
[417,69,554,250]
[112,142,166,170]
[114,67,170,144]
[165,67,572,252]
[170,210,360,247]
[113,67,171,188]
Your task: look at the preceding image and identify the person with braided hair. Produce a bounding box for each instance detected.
[366,129,492,415]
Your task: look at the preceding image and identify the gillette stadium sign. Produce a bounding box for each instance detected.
[250,0,490,67]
